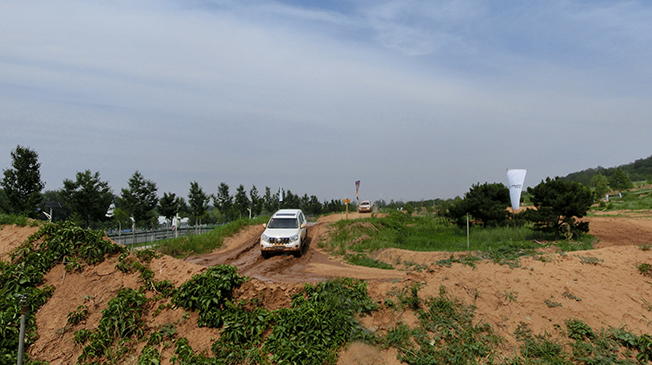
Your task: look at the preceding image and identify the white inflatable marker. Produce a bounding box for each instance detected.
[507,169,527,211]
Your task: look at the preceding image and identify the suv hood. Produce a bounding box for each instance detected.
[263,228,299,238]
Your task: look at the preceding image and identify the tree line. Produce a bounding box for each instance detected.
[563,154,652,187]
[0,145,346,230]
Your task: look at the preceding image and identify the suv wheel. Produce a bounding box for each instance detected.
[261,251,271,259]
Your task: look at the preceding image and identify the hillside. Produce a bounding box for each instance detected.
[563,154,652,185]
[2,213,652,364]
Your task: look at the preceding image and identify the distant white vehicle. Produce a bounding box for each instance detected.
[260,209,307,259]
[358,200,372,213]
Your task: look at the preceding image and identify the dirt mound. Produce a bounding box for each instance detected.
[1,212,652,364]
[0,224,39,261]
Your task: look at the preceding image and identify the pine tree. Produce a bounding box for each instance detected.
[1,145,44,218]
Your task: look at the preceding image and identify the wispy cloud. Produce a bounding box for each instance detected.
[1,0,651,200]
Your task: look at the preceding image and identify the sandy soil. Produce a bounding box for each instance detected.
[2,211,652,364]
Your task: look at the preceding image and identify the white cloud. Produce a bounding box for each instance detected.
[1,0,651,200]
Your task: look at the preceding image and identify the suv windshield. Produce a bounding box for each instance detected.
[267,218,298,229]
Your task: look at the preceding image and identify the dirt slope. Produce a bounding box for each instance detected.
[1,212,651,364]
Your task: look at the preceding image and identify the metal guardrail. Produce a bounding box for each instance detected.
[105,225,219,247]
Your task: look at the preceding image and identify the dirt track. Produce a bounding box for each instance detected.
[184,212,652,284]
[185,222,343,283]
[186,213,405,283]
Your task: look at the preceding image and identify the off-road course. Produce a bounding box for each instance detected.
[3,211,652,364]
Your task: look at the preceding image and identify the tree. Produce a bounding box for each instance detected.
[1,145,44,218]
[445,182,510,228]
[214,182,233,222]
[281,189,299,209]
[523,177,593,240]
[249,185,264,217]
[262,186,278,214]
[249,185,262,217]
[305,195,322,216]
[61,170,113,228]
[188,182,209,228]
[609,167,633,192]
[589,174,609,200]
[233,184,250,218]
[159,192,182,227]
[118,171,158,227]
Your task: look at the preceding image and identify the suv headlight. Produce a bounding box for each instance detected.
[261,234,270,243]
[290,233,299,242]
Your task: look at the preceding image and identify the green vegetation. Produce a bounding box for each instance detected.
[563,154,652,186]
[511,320,646,364]
[0,213,32,226]
[446,182,511,228]
[4,218,652,364]
[523,177,593,240]
[171,271,377,365]
[0,221,125,364]
[344,253,395,270]
[383,285,502,364]
[155,216,268,257]
[324,211,594,269]
[1,145,44,219]
[591,185,652,211]
[61,170,113,229]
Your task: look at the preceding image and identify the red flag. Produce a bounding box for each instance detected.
[355,180,360,200]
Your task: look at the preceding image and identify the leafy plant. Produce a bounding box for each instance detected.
[263,278,376,365]
[544,298,562,308]
[67,305,89,325]
[77,288,148,364]
[386,285,501,364]
[0,221,124,364]
[562,291,582,302]
[638,263,652,277]
[172,265,247,328]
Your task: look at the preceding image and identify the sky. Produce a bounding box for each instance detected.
[1,0,651,203]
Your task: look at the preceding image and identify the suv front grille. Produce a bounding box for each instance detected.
[270,237,290,244]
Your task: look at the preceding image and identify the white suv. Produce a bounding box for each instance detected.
[260,209,307,258]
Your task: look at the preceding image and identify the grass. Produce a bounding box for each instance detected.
[590,185,652,212]
[325,211,595,268]
[155,216,268,257]
[344,253,394,270]
[0,213,34,226]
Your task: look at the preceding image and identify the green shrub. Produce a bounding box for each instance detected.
[172,265,247,328]
[0,221,124,365]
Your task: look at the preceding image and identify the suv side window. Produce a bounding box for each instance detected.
[299,212,305,225]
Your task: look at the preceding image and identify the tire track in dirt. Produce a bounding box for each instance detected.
[186,222,352,283]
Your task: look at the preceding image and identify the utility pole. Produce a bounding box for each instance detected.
[17,293,27,365]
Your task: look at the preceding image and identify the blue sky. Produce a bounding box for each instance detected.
[1,0,651,203]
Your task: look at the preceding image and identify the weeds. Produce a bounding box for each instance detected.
[638,263,652,277]
[0,213,31,226]
[76,288,148,364]
[544,298,563,308]
[562,291,582,302]
[172,265,247,328]
[344,253,394,270]
[575,255,604,265]
[386,282,423,310]
[67,305,89,325]
[435,253,481,268]
[0,221,125,364]
[504,290,518,303]
[384,285,501,364]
